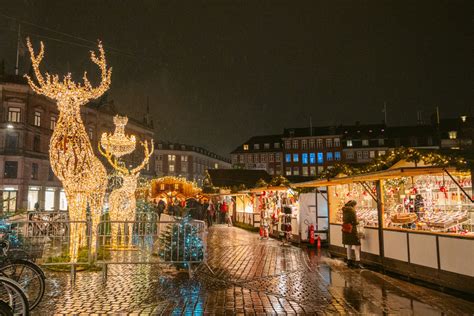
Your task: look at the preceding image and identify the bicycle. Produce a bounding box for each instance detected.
[0,276,30,315]
[0,225,45,311]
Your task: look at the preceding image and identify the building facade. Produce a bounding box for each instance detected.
[230,135,283,175]
[154,142,231,187]
[0,75,154,213]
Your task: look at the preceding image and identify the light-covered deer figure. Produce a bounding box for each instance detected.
[25,38,111,262]
[99,121,154,248]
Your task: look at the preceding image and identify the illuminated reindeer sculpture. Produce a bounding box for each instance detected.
[25,38,111,261]
[99,117,154,247]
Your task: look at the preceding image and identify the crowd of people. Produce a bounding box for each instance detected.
[152,198,233,227]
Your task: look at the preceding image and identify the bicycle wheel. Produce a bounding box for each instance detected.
[0,300,13,316]
[0,276,29,315]
[0,260,45,310]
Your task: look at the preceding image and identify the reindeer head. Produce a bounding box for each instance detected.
[24,38,112,109]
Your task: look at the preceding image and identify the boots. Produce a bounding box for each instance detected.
[346,259,354,268]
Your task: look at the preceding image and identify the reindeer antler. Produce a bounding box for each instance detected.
[24,37,112,102]
[98,141,130,175]
[131,140,154,175]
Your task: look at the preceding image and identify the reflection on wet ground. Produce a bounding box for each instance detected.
[33,225,474,315]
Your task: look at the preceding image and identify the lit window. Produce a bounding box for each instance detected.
[274,142,280,149]
[317,139,323,148]
[346,140,353,147]
[309,139,315,149]
[293,154,299,162]
[260,154,266,162]
[285,154,291,163]
[302,166,308,176]
[309,153,316,164]
[357,151,363,160]
[369,151,375,158]
[293,167,300,175]
[301,140,308,150]
[378,151,386,156]
[181,155,188,162]
[181,163,188,172]
[50,116,57,130]
[169,165,175,172]
[214,163,219,169]
[243,144,249,150]
[346,152,354,159]
[448,131,457,139]
[285,140,291,149]
[292,140,298,149]
[254,154,259,163]
[254,144,260,150]
[362,139,369,146]
[317,152,324,164]
[310,166,316,176]
[327,152,333,161]
[264,143,270,149]
[461,116,467,122]
[269,153,274,162]
[8,107,21,122]
[275,153,281,162]
[168,155,176,161]
[285,167,291,176]
[334,138,340,147]
[326,139,332,148]
[302,153,308,164]
[378,138,384,146]
[34,111,41,127]
[335,152,341,161]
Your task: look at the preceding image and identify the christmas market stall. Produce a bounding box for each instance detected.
[296,156,474,294]
[150,177,202,215]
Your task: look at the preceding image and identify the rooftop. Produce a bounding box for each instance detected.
[156,142,231,163]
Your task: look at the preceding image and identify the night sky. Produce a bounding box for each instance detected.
[0,0,472,156]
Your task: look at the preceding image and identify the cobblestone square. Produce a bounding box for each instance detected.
[33,226,474,315]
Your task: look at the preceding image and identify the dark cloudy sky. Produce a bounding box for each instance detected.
[0,0,472,156]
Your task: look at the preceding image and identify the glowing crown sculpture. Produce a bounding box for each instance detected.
[100,115,136,157]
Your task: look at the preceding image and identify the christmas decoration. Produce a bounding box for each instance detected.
[158,215,204,268]
[25,38,111,261]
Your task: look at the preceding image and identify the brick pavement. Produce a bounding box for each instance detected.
[33,225,474,315]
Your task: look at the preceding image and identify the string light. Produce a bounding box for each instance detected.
[25,38,111,262]
[99,117,154,248]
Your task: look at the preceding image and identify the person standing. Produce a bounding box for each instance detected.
[342,200,362,268]
[207,201,215,227]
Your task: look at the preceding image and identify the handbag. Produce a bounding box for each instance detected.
[356,223,365,239]
[341,223,352,233]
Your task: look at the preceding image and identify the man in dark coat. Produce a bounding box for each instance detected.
[342,200,362,268]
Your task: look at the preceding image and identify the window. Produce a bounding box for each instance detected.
[317,139,323,148]
[369,151,375,158]
[317,152,324,164]
[33,135,41,152]
[293,167,300,175]
[45,189,55,211]
[346,140,353,147]
[378,150,386,156]
[269,153,274,162]
[309,153,316,164]
[285,154,291,163]
[301,140,308,150]
[334,138,340,147]
[2,191,17,212]
[34,111,41,127]
[326,139,332,148]
[214,163,219,169]
[317,166,324,174]
[232,155,238,164]
[356,151,363,160]
[181,155,188,162]
[248,154,253,163]
[4,161,18,178]
[285,140,291,149]
[31,163,39,180]
[302,153,308,164]
[335,152,341,161]
[264,143,270,149]
[285,167,291,176]
[59,190,68,211]
[302,166,308,176]
[310,166,316,176]
[362,139,369,146]
[5,134,18,150]
[260,154,266,162]
[254,154,259,163]
[158,155,163,161]
[346,152,354,159]
[168,155,176,161]
[327,152,333,161]
[8,107,21,122]
[309,139,315,149]
[274,142,280,149]
[448,131,457,139]
[48,167,55,181]
[27,188,40,210]
[169,165,175,172]
[293,153,299,162]
[254,144,260,150]
[181,164,188,172]
[275,153,281,162]
[378,138,384,146]
[268,167,274,175]
[292,140,298,149]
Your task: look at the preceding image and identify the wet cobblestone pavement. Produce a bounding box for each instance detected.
[34,225,474,315]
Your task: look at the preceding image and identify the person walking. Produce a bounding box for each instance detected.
[207,201,215,227]
[222,201,232,227]
[342,200,362,268]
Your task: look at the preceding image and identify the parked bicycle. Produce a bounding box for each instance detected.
[0,222,45,311]
[0,276,30,315]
